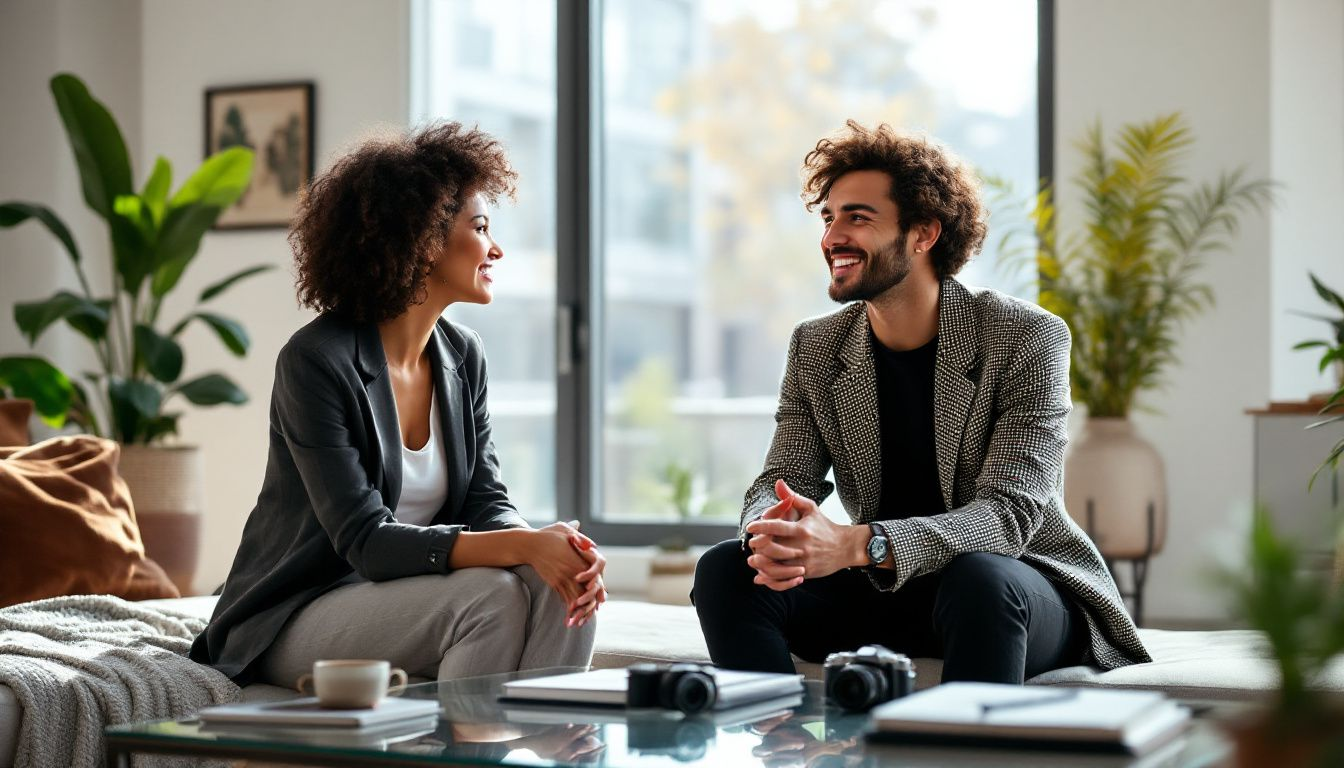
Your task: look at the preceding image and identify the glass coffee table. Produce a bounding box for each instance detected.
[105,666,1233,767]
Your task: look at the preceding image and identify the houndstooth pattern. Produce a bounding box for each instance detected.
[739,278,1151,671]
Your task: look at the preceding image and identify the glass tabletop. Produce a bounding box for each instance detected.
[105,666,1232,767]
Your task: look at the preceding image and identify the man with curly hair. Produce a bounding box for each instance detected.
[693,122,1149,685]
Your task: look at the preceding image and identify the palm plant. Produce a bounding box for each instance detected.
[1013,113,1274,417]
[0,74,270,443]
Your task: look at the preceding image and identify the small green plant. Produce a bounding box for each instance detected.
[1219,510,1344,731]
[0,74,271,443]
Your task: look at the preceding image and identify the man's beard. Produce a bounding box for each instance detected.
[827,230,911,303]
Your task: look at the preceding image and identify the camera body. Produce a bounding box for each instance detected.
[823,644,915,712]
[627,662,719,714]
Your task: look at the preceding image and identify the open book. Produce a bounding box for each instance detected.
[498,667,804,710]
[869,683,1190,755]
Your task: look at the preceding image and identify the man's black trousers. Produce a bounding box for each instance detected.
[691,540,1086,684]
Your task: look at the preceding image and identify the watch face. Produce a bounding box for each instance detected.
[867,533,888,564]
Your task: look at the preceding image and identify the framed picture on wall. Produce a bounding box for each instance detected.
[204,81,315,229]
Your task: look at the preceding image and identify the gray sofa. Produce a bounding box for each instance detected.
[1,595,1339,767]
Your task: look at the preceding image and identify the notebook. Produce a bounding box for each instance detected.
[497,667,804,710]
[200,715,440,747]
[869,683,1191,755]
[197,695,439,728]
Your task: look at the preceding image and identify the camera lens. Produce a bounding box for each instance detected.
[829,665,889,712]
[670,671,716,714]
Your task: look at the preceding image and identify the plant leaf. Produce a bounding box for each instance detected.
[190,312,250,356]
[150,204,224,297]
[0,356,73,425]
[13,290,110,345]
[49,73,133,220]
[169,146,254,209]
[199,264,274,302]
[1308,272,1344,314]
[142,156,172,226]
[108,376,162,443]
[174,373,247,406]
[113,193,156,244]
[141,413,181,443]
[0,202,82,264]
[133,323,184,383]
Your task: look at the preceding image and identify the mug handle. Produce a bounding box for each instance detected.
[388,668,408,697]
[296,673,315,696]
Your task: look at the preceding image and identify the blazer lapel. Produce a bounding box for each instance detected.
[933,278,979,511]
[831,305,883,522]
[428,324,470,516]
[355,323,402,510]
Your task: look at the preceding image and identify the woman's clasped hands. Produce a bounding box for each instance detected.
[530,520,607,629]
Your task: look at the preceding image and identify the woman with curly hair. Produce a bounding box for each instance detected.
[191,123,604,686]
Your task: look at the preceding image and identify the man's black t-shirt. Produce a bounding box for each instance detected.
[872,332,945,521]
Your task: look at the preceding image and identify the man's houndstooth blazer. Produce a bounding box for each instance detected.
[739,277,1151,670]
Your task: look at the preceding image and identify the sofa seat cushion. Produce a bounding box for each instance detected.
[589,600,1341,703]
[141,596,1338,702]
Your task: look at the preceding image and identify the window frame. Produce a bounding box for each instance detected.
[551,0,1055,545]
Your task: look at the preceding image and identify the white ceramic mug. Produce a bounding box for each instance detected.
[296,659,408,709]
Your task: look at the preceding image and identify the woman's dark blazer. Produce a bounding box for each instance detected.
[189,313,526,683]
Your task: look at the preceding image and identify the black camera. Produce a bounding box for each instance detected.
[627,663,718,714]
[823,644,915,712]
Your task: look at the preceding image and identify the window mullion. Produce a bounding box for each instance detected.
[556,0,599,528]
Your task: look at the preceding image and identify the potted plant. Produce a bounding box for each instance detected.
[1218,510,1344,766]
[0,73,271,593]
[1008,113,1273,569]
[648,462,700,605]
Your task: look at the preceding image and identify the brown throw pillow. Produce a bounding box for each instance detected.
[0,436,179,608]
[0,399,32,446]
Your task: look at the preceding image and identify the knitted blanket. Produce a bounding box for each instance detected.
[0,595,239,768]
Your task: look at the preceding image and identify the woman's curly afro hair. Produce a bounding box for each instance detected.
[801,120,987,280]
[290,122,517,323]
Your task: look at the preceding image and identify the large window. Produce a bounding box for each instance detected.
[413,0,1046,541]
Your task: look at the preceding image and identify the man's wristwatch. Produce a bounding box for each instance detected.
[865,523,889,566]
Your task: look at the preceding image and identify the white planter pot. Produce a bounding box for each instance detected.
[117,444,204,594]
[1064,418,1167,559]
[647,550,697,605]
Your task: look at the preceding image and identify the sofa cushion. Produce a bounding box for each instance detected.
[148,594,1335,703]
[0,437,178,609]
[589,600,1343,702]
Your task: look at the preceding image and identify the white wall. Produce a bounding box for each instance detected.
[1056,0,1275,623]
[0,0,141,392]
[1270,0,1344,400]
[139,0,411,592]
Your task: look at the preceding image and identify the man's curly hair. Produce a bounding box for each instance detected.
[801,120,987,280]
[290,122,517,323]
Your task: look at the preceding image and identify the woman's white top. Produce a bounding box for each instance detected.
[395,392,448,527]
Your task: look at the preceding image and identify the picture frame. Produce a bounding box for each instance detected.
[204,81,315,230]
